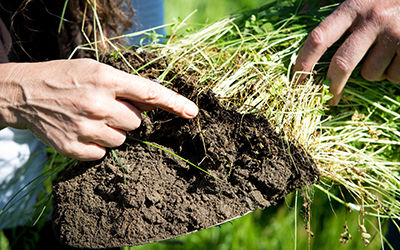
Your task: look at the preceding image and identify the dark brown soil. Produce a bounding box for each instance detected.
[52,50,319,249]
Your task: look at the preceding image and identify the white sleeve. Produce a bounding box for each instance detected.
[0,128,47,229]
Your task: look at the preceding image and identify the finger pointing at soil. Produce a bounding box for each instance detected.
[125,76,199,119]
[104,66,199,119]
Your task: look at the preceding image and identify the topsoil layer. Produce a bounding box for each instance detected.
[52,50,319,249]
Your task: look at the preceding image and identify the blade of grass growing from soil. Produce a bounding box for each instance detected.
[111,149,127,185]
[130,137,222,182]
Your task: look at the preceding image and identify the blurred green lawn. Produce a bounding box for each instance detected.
[165,0,265,24]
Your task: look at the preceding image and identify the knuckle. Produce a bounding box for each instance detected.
[75,120,91,138]
[328,86,341,97]
[309,27,326,47]
[144,83,161,103]
[166,93,185,114]
[297,61,312,72]
[61,142,81,158]
[80,58,98,65]
[360,66,376,82]
[88,62,109,85]
[345,0,365,11]
[89,99,105,115]
[332,55,352,73]
[73,58,99,73]
[365,7,387,26]
[82,58,101,68]
[386,73,400,84]
[80,95,105,116]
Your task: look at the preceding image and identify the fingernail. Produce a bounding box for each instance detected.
[184,102,198,118]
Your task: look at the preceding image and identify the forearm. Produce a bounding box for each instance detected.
[0,16,14,129]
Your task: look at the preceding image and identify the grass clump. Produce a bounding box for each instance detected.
[126,0,400,232]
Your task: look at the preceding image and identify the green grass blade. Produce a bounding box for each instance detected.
[130,137,222,182]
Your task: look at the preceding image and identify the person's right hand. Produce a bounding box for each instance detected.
[0,59,198,161]
[295,0,400,105]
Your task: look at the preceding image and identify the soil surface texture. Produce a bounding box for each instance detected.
[52,50,319,249]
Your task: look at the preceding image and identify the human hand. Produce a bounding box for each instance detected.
[294,0,400,105]
[0,59,198,160]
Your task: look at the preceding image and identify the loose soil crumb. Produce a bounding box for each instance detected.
[52,50,319,249]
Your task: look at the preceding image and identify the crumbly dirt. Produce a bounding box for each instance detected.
[52,49,319,249]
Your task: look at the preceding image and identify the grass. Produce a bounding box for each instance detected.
[0,149,75,249]
[0,231,8,250]
[112,149,127,185]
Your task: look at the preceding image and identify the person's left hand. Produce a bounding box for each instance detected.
[294,0,400,105]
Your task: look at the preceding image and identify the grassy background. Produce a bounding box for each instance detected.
[165,0,265,24]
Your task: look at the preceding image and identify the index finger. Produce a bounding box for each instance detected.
[293,4,357,76]
[105,67,199,119]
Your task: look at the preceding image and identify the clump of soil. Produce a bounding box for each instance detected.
[52,49,319,249]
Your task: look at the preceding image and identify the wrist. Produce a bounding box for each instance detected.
[0,63,27,129]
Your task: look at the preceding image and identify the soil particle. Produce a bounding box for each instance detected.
[52,50,319,249]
